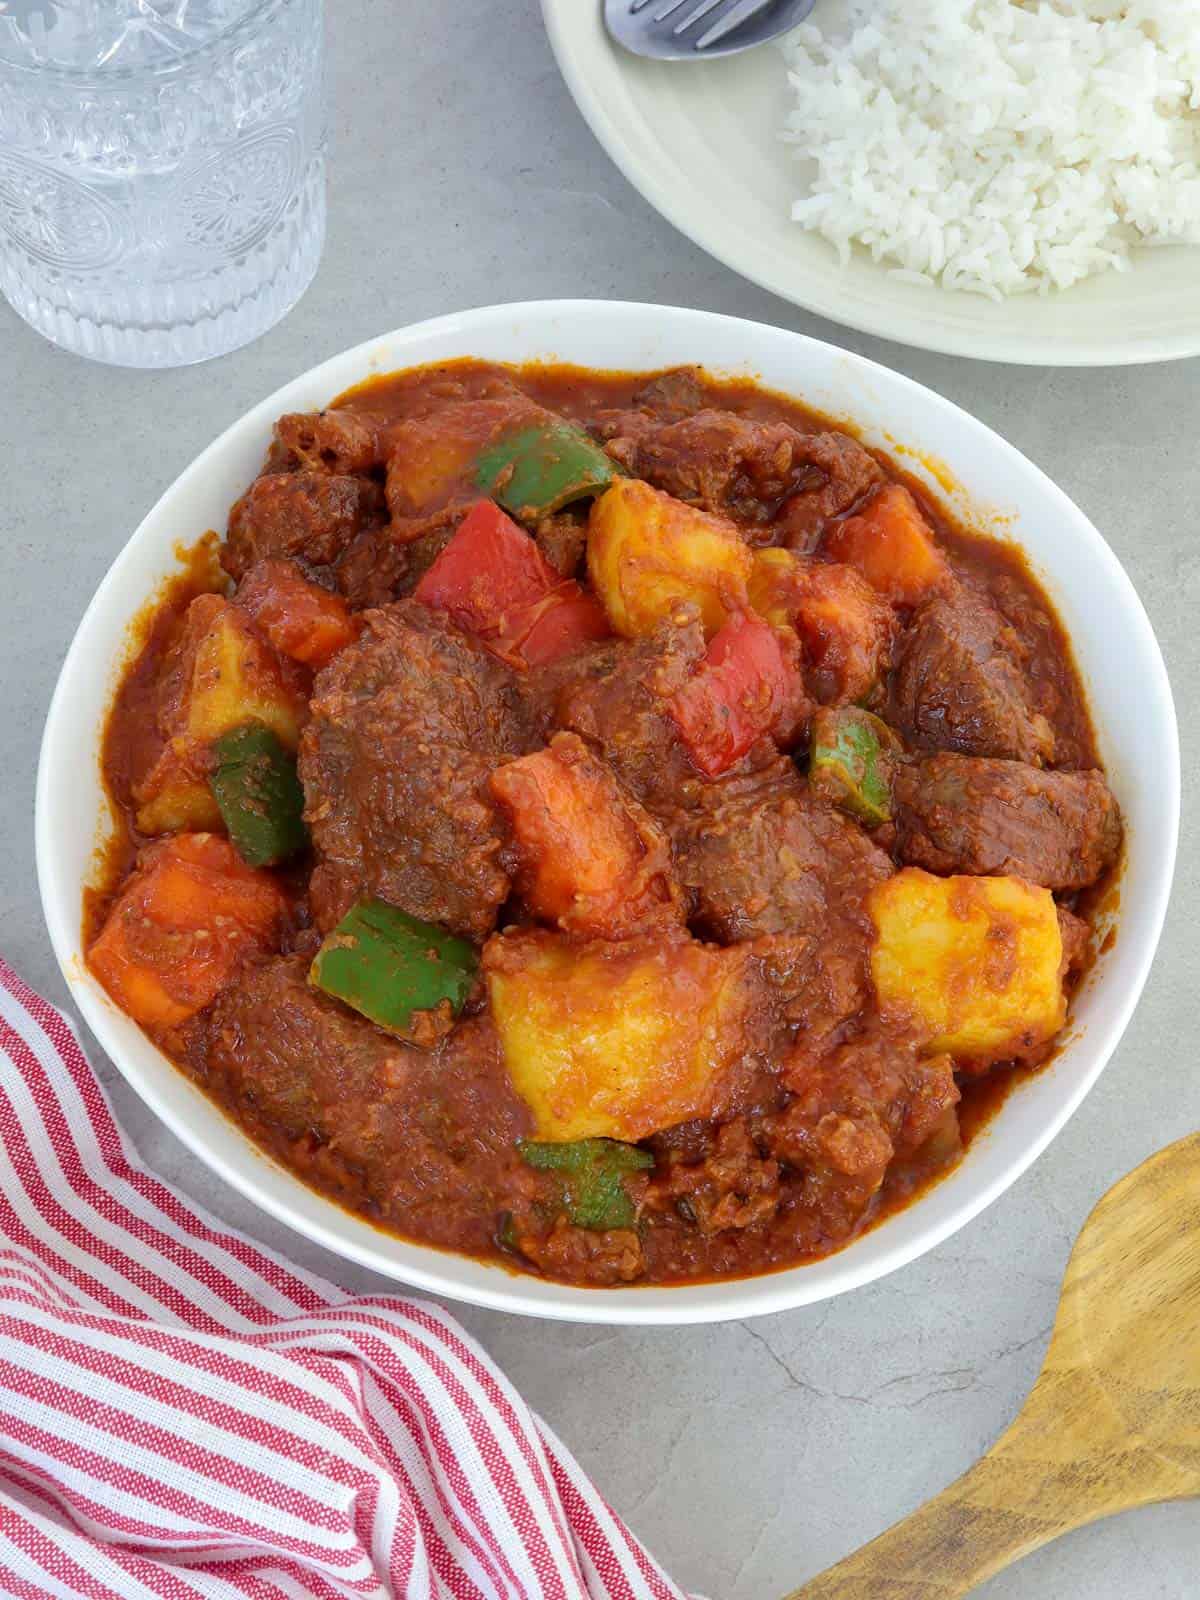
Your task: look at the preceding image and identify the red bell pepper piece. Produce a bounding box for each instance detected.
[413,500,560,638]
[416,500,609,667]
[505,583,610,668]
[669,612,806,777]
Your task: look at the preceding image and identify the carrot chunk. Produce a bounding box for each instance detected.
[236,558,356,670]
[823,485,951,606]
[88,834,286,1029]
[749,549,894,706]
[490,733,680,938]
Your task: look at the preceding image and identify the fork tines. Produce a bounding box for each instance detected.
[631,0,774,48]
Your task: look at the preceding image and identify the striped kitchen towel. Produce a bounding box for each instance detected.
[0,959,690,1600]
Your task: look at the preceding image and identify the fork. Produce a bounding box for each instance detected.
[603,0,816,61]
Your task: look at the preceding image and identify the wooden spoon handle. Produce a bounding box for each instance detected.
[783,1450,1052,1599]
[787,1134,1200,1598]
[786,1370,1195,1600]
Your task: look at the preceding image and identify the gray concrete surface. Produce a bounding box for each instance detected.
[1,3,1197,1595]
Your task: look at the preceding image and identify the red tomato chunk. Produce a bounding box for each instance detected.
[669,612,808,777]
[415,500,608,667]
[413,500,559,636]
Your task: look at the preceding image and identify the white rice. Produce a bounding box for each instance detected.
[780,0,1200,297]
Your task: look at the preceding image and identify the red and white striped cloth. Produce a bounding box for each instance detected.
[0,959,694,1600]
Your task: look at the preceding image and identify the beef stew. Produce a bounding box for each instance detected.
[85,360,1121,1288]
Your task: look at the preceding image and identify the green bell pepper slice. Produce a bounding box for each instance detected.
[209,722,308,867]
[310,899,478,1038]
[476,421,619,520]
[809,707,898,827]
[520,1137,654,1231]
[495,1211,521,1255]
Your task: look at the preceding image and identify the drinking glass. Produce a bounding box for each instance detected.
[0,0,326,368]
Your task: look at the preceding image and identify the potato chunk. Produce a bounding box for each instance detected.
[587,477,752,639]
[868,868,1065,1062]
[484,929,756,1141]
[134,595,308,836]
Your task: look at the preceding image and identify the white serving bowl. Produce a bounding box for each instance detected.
[37,301,1178,1324]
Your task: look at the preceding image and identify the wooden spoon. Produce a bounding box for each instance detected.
[788,1132,1200,1598]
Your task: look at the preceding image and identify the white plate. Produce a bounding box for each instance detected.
[38,301,1178,1324]
[541,1,1200,366]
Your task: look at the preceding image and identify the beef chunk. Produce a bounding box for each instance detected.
[191,956,530,1251]
[889,589,1056,764]
[332,524,411,610]
[511,1218,644,1286]
[224,471,384,582]
[554,616,707,814]
[649,1120,781,1236]
[894,753,1121,889]
[673,766,892,1041]
[531,509,588,578]
[775,432,887,551]
[598,408,881,533]
[598,408,794,526]
[299,601,538,938]
[674,765,891,940]
[759,1033,960,1239]
[270,410,384,476]
[1058,906,1091,977]
[631,367,706,420]
[334,515,474,611]
[778,1035,959,1170]
[191,954,413,1150]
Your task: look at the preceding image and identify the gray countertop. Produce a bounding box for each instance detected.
[1,3,1197,1595]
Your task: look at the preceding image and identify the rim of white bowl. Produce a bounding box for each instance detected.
[36,301,1180,1323]
[539,0,1200,368]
